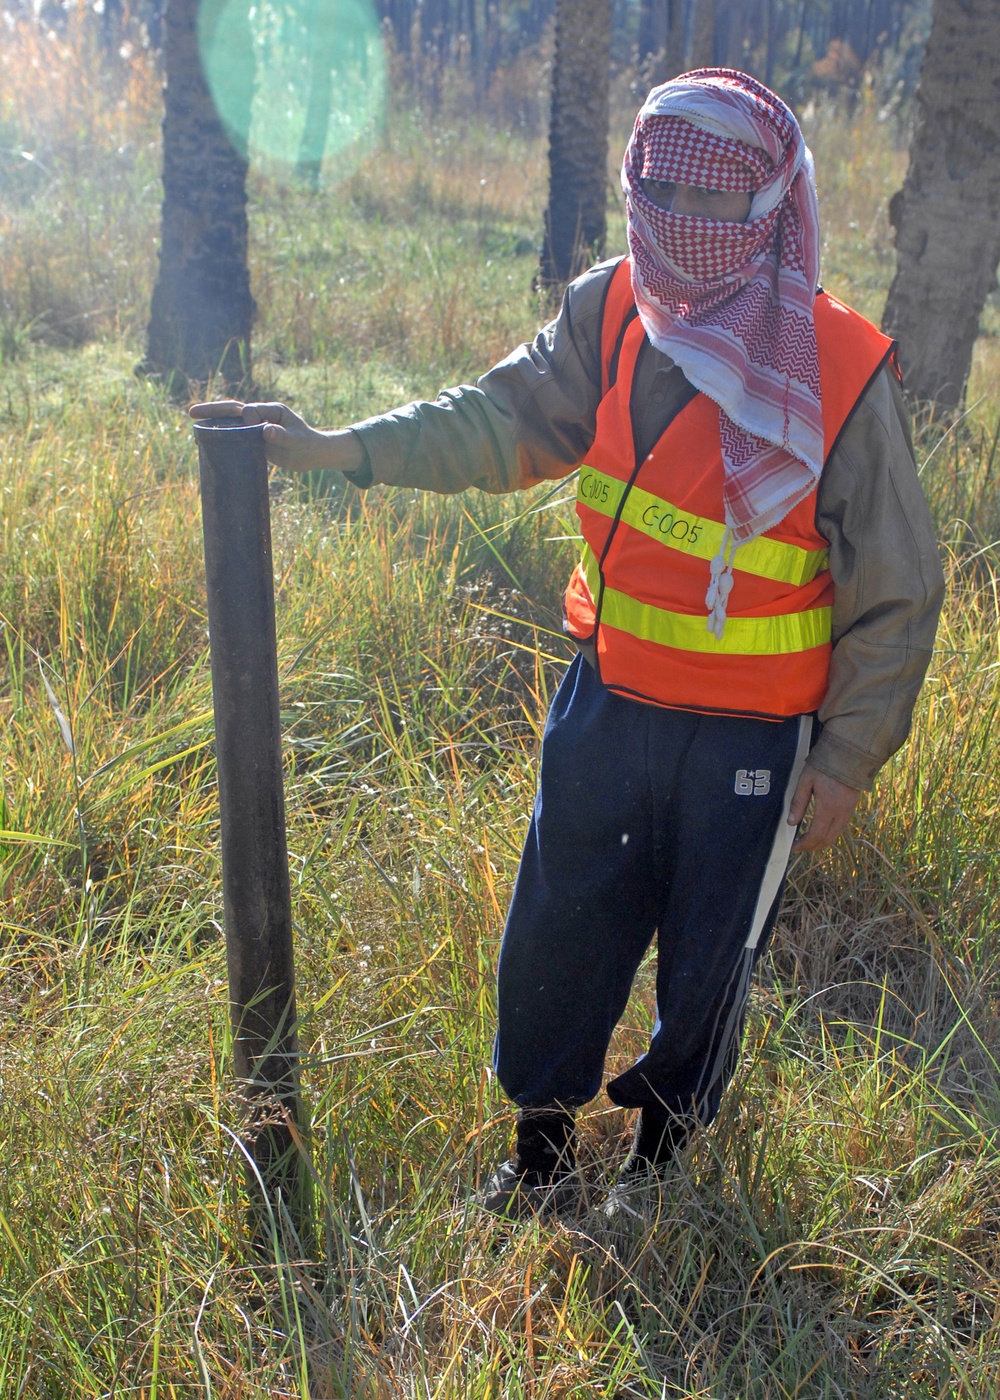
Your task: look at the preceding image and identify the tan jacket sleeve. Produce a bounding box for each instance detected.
[809,368,945,790]
[349,261,611,493]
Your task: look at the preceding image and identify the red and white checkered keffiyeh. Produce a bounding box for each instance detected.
[622,70,823,635]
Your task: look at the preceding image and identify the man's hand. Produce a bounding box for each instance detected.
[188,400,365,476]
[788,765,861,852]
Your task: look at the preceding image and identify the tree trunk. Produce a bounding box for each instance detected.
[539,0,612,291]
[720,0,749,68]
[665,0,686,78]
[793,0,808,68]
[690,0,716,67]
[638,0,684,85]
[144,0,255,393]
[763,0,777,85]
[882,0,1000,407]
[638,0,670,77]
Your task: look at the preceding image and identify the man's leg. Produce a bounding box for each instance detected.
[606,711,813,1172]
[493,656,666,1111]
[487,657,690,1211]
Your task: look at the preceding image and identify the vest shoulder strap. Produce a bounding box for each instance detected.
[814,292,896,461]
[600,259,639,397]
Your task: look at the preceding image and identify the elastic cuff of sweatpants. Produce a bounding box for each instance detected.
[514,1108,576,1176]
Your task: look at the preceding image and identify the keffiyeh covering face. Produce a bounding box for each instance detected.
[622,69,823,635]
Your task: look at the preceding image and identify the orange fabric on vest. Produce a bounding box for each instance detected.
[565,258,895,719]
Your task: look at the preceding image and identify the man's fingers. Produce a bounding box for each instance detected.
[188,401,292,426]
[187,399,325,472]
[260,423,290,461]
[188,399,245,419]
[243,402,295,425]
[792,814,836,851]
[790,769,862,852]
[793,817,845,852]
[787,769,814,826]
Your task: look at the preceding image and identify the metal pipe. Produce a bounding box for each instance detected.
[193,417,305,1226]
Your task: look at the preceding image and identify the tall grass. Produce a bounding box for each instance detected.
[3,12,1000,1398]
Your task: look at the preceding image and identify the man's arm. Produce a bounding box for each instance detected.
[340,261,615,494]
[789,366,945,850]
[192,260,619,494]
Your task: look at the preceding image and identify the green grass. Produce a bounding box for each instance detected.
[4,17,1000,1398]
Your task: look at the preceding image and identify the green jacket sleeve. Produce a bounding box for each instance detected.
[349,261,615,494]
[809,368,945,790]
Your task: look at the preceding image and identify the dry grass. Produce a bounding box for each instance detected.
[0,7,162,350]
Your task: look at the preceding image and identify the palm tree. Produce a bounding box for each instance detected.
[690,0,716,68]
[143,0,255,393]
[637,0,686,85]
[538,0,613,292]
[881,0,1000,408]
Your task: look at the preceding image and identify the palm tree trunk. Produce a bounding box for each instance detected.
[665,0,686,79]
[144,0,255,393]
[539,0,612,291]
[881,0,1000,407]
[691,0,716,67]
[638,0,668,80]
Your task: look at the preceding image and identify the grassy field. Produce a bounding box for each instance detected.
[4,13,1000,1399]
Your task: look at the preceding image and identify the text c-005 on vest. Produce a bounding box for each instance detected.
[578,469,611,505]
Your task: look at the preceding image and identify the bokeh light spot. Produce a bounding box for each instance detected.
[199,0,386,184]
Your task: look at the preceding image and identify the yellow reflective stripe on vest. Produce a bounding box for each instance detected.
[578,465,828,586]
[583,547,831,656]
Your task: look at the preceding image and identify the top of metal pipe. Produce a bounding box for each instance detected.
[193,417,261,433]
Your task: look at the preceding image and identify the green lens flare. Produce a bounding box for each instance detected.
[198,0,386,183]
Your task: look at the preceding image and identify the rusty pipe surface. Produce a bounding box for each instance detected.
[194,419,302,1193]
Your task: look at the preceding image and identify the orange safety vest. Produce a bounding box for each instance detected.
[563,258,896,719]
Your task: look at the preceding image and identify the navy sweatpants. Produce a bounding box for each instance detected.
[494,654,812,1129]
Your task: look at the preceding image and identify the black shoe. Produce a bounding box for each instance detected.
[479,1159,581,1219]
[479,1107,578,1219]
[603,1106,689,1217]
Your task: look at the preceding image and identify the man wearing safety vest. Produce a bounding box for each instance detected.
[193,70,944,1217]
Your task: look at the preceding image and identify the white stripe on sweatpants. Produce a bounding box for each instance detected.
[693,713,813,1114]
[744,712,813,951]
